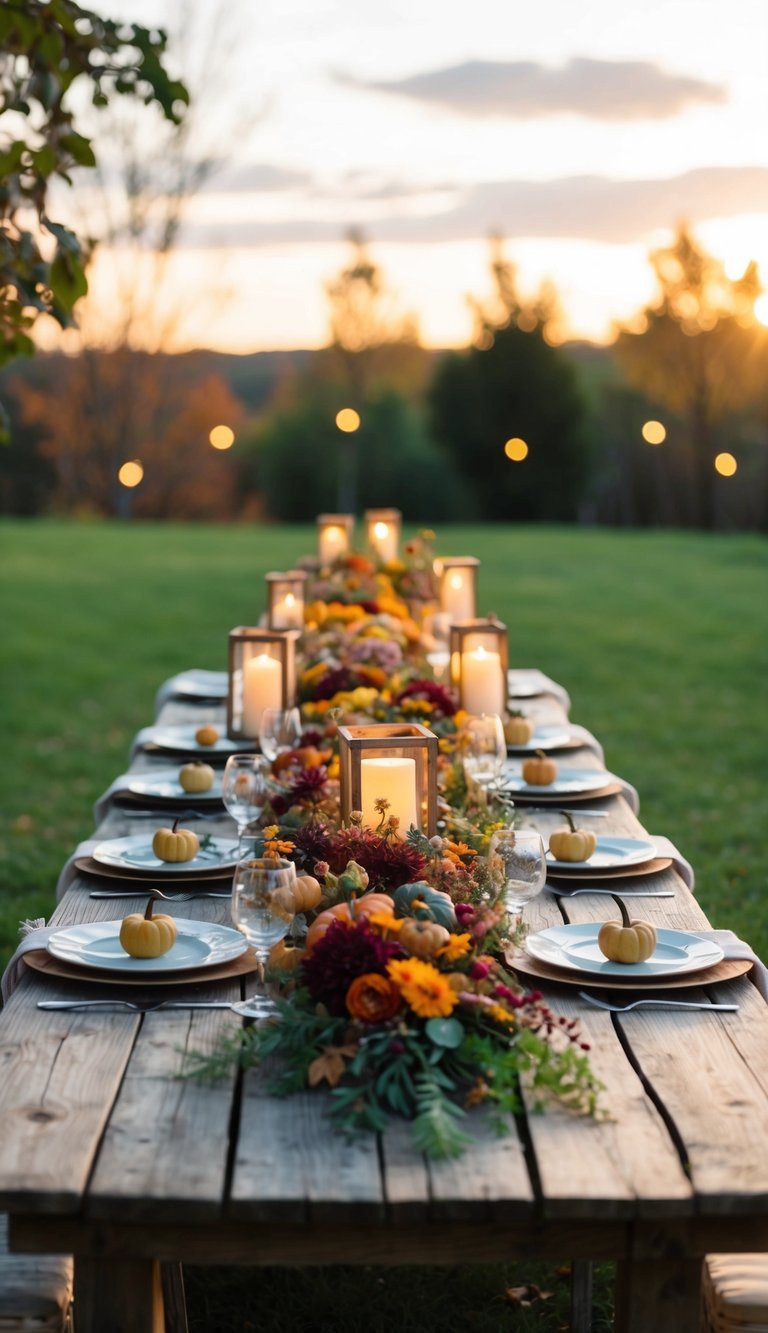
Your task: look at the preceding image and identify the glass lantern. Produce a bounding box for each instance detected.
[364,508,401,565]
[449,619,508,718]
[337,722,438,837]
[265,570,307,631]
[227,627,297,739]
[439,557,479,622]
[316,513,354,566]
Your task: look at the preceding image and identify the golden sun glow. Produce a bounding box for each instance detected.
[754,295,768,327]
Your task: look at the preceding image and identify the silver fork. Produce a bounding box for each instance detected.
[89,889,231,901]
[547,887,674,898]
[578,991,739,1013]
[37,999,237,1012]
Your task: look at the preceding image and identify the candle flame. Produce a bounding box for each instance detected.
[450,573,463,588]
[374,521,389,539]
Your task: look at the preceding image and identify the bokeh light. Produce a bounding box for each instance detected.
[504,437,529,462]
[642,420,667,445]
[715,452,737,477]
[755,295,768,327]
[209,424,235,450]
[118,460,143,488]
[336,408,361,433]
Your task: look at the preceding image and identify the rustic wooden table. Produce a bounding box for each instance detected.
[1,688,767,1333]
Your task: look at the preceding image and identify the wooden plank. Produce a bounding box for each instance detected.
[0,1000,138,1214]
[614,1254,702,1333]
[73,1256,165,1333]
[609,998,768,1213]
[230,1063,385,1224]
[427,1108,535,1222]
[378,1117,431,1223]
[521,991,692,1220]
[85,1003,242,1224]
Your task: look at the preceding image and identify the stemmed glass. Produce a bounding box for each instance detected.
[461,713,507,792]
[258,707,303,762]
[230,856,296,1018]
[488,828,547,923]
[222,754,268,854]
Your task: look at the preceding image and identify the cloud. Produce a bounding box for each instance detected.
[180,166,768,248]
[204,163,313,193]
[339,57,726,121]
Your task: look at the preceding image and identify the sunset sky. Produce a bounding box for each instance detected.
[78,0,768,352]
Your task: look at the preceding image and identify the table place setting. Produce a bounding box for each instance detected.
[130,722,252,762]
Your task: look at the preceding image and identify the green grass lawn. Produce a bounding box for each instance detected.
[1,518,766,1331]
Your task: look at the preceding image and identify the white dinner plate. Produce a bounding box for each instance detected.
[546,835,657,871]
[525,923,723,980]
[506,725,573,753]
[92,834,240,875]
[172,671,228,700]
[500,765,612,796]
[144,725,251,756]
[47,918,246,974]
[127,769,224,802]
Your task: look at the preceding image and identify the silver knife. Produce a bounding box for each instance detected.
[88,890,231,899]
[37,999,237,1011]
[547,886,674,898]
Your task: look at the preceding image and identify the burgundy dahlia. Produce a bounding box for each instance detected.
[302,918,403,1015]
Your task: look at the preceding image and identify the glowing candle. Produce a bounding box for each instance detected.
[271,591,302,630]
[442,570,474,621]
[461,646,504,717]
[360,757,417,837]
[242,653,282,736]
[318,523,347,565]
[370,520,397,564]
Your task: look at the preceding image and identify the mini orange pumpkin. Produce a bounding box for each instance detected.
[597,897,657,964]
[398,918,450,959]
[152,819,200,863]
[119,898,177,958]
[503,713,535,746]
[306,892,395,951]
[195,724,220,747]
[521,750,558,786]
[268,939,307,976]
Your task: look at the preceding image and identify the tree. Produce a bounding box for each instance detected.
[0,0,188,391]
[615,227,765,528]
[429,254,591,521]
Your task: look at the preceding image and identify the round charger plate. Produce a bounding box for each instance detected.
[507,781,623,806]
[74,856,233,883]
[24,946,258,988]
[92,834,240,875]
[546,856,673,884]
[47,917,247,975]
[546,835,657,872]
[505,946,751,992]
[525,922,723,981]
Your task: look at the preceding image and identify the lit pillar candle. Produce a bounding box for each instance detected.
[272,591,303,630]
[318,524,347,565]
[442,570,474,621]
[242,653,282,736]
[461,646,504,717]
[360,757,417,837]
[371,520,397,564]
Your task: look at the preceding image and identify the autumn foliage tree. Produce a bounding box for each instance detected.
[615,227,765,528]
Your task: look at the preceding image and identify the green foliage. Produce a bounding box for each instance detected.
[244,386,464,521]
[0,0,188,376]
[429,323,592,521]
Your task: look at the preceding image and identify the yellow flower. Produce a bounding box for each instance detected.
[438,933,472,963]
[387,958,459,1019]
[367,911,403,935]
[263,825,280,840]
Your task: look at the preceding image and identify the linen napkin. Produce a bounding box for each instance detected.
[1,920,55,1004]
[648,834,695,891]
[696,930,768,1003]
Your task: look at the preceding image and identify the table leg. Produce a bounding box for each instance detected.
[570,1260,593,1333]
[73,1256,165,1332]
[614,1257,703,1332]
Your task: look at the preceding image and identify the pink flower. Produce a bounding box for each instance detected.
[470,961,491,981]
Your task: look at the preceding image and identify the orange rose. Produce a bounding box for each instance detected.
[346,973,402,1023]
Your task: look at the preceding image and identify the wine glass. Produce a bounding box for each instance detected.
[230,856,296,1018]
[222,754,268,854]
[488,828,547,922]
[258,707,303,762]
[462,713,507,791]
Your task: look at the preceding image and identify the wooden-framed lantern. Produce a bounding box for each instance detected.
[227,627,296,739]
[337,722,438,837]
[316,513,354,566]
[364,508,401,565]
[439,557,479,622]
[265,570,307,631]
[449,618,508,718]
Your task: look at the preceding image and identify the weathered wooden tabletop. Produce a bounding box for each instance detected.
[1,687,767,1333]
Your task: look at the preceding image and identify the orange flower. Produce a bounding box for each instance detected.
[367,911,403,935]
[438,933,472,963]
[387,958,459,1019]
[346,973,402,1023]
